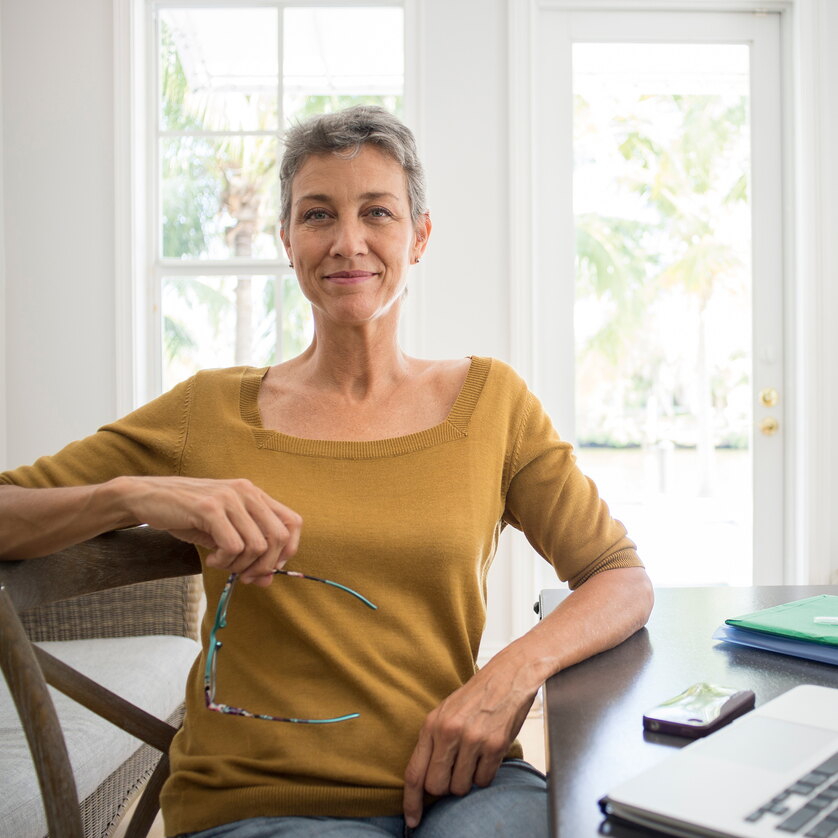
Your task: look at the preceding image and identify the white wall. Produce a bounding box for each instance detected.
[1,0,117,469]
[814,0,838,583]
[413,0,510,362]
[0,7,6,471]
[2,0,838,649]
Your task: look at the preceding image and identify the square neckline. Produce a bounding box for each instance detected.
[237,356,492,460]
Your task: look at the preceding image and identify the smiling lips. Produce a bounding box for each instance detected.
[323,270,377,284]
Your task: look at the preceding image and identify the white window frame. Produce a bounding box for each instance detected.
[508,0,837,587]
[114,0,420,410]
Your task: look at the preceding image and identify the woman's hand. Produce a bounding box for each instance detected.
[401,566,653,827]
[113,475,302,586]
[402,658,536,828]
[0,477,302,584]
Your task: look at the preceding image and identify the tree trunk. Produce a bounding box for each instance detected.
[235,277,253,365]
[229,199,256,366]
[696,302,715,497]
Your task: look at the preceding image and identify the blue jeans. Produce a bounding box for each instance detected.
[178,759,548,838]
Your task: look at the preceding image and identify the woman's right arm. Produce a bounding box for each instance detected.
[0,476,302,586]
[0,374,302,584]
[0,481,134,558]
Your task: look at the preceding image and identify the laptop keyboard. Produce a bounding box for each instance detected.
[745,752,838,836]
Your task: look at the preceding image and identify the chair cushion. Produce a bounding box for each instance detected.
[0,635,200,838]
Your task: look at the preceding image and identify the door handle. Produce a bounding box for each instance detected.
[759,387,779,407]
[759,417,779,435]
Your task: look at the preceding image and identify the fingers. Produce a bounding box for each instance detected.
[403,709,505,828]
[403,727,433,827]
[198,480,303,584]
[123,476,302,585]
[403,676,532,827]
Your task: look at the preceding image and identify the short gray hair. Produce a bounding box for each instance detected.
[279,105,427,228]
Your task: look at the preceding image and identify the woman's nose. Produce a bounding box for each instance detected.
[330,218,368,258]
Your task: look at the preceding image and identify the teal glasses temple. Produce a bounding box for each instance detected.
[204,569,377,724]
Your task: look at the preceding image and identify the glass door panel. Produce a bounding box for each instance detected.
[572,42,753,586]
[532,9,784,586]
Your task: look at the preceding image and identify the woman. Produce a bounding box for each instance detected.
[0,106,653,837]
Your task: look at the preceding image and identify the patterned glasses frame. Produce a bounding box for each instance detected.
[204,569,377,724]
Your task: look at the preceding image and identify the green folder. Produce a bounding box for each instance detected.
[725,595,838,647]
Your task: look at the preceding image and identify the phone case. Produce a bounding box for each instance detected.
[642,682,755,738]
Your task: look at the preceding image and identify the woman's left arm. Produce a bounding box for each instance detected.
[402,565,653,828]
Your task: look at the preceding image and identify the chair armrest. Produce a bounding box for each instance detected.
[0,527,203,641]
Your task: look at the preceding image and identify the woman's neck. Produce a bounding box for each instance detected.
[290,319,413,403]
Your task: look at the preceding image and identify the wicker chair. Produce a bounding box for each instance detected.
[0,527,202,838]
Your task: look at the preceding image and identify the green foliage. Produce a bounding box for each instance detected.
[161,137,220,259]
[253,278,313,364]
[290,94,404,122]
[575,89,751,449]
[160,22,192,132]
[157,20,399,379]
[159,21,219,259]
[163,315,197,362]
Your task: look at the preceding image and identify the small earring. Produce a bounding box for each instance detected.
[289,261,294,268]
[414,257,421,264]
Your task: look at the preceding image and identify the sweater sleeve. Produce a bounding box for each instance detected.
[0,376,194,489]
[502,389,642,589]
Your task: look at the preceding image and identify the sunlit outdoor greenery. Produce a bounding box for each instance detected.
[571,43,754,585]
[575,88,751,479]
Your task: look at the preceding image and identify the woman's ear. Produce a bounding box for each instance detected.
[279,225,294,267]
[413,211,432,264]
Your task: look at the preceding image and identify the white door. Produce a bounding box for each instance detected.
[527,9,784,585]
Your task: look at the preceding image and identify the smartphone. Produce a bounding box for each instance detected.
[642,682,755,739]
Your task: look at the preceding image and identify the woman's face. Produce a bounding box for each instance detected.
[280,144,430,328]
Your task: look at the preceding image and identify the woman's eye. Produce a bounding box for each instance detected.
[303,209,330,222]
[368,207,393,219]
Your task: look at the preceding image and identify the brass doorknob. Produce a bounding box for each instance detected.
[759,388,779,407]
[760,417,779,435]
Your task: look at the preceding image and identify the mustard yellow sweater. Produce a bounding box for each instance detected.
[0,357,640,835]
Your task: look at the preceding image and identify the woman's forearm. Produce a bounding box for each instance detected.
[0,481,136,559]
[0,480,136,559]
[491,566,654,694]
[0,477,304,586]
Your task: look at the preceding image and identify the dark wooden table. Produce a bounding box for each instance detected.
[539,586,838,837]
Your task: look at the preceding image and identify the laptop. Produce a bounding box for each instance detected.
[599,684,838,837]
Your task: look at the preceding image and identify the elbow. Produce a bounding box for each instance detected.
[637,569,654,628]
[612,566,654,634]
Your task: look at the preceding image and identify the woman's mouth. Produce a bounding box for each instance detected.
[323,271,377,284]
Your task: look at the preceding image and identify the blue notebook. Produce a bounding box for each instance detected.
[712,624,838,665]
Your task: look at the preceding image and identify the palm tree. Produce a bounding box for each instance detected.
[160,21,403,371]
[575,91,749,493]
[161,20,279,365]
[624,95,748,493]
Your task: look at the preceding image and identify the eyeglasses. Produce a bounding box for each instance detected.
[204,569,377,724]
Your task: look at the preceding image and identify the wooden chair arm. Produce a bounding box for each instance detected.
[0,527,202,613]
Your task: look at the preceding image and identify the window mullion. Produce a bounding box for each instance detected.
[148,0,163,403]
[276,2,285,364]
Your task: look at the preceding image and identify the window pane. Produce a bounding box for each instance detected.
[159,8,278,132]
[162,275,313,390]
[283,7,404,123]
[573,43,752,585]
[161,135,279,259]
[156,4,404,392]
